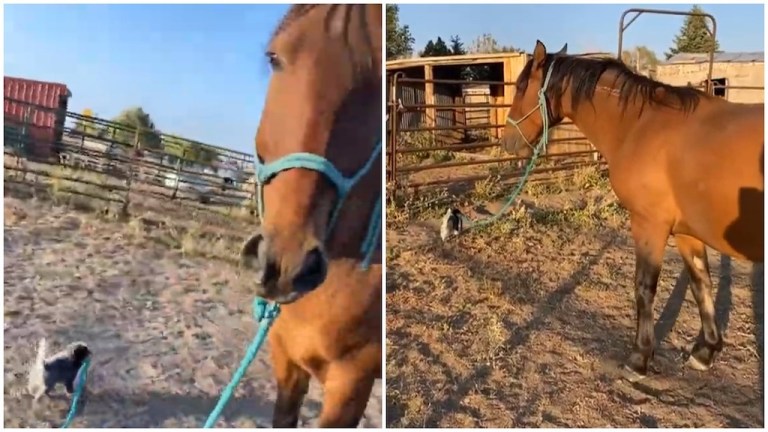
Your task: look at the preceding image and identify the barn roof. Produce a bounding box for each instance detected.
[387,52,526,71]
[386,51,613,71]
[663,52,764,65]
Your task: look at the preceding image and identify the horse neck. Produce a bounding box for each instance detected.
[558,73,646,165]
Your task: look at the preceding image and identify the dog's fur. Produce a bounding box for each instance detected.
[27,338,91,401]
[440,208,464,241]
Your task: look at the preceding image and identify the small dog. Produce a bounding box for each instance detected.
[440,208,465,241]
[27,338,91,401]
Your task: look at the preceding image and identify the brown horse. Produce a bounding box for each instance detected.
[239,4,382,428]
[502,40,763,380]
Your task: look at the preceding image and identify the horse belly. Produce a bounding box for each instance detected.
[670,131,764,262]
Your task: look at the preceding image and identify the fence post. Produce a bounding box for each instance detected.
[120,128,141,218]
[245,176,253,216]
[171,149,185,200]
[389,72,402,203]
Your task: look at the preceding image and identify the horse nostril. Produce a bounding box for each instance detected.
[293,248,327,292]
[261,258,280,287]
[240,233,266,270]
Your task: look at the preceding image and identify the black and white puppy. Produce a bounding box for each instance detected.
[27,338,91,401]
[440,208,464,241]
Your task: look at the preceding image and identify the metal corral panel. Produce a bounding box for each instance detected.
[397,83,425,130]
[4,76,71,159]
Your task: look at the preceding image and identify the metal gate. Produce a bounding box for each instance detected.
[618,8,718,93]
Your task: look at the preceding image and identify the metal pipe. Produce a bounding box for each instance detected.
[389,72,405,201]
[400,102,514,109]
[396,150,599,174]
[398,78,518,86]
[406,161,607,188]
[618,8,717,93]
[396,136,590,154]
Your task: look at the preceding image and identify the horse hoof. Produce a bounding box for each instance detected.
[686,354,712,371]
[621,364,647,383]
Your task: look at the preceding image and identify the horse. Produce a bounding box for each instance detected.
[502,40,764,381]
[239,4,382,427]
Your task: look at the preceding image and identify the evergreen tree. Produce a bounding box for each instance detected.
[420,37,452,57]
[432,36,451,56]
[665,5,720,59]
[386,5,415,60]
[420,40,436,57]
[450,35,466,55]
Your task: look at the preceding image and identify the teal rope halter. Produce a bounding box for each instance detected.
[204,137,382,427]
[457,60,558,232]
[60,357,90,428]
[254,139,383,269]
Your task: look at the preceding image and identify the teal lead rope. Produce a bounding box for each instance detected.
[203,298,280,428]
[60,357,90,428]
[456,60,557,233]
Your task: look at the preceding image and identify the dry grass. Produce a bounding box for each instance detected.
[3,191,382,427]
[395,131,455,167]
[386,172,763,428]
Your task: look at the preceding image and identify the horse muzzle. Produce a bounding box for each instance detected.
[501,133,532,157]
[240,226,328,304]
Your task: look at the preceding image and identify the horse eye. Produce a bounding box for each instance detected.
[266,52,282,71]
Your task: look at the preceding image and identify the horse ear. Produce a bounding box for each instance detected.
[556,43,568,55]
[533,40,547,67]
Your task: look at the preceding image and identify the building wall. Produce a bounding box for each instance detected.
[655,62,764,103]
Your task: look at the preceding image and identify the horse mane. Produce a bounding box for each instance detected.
[269,5,378,78]
[517,53,706,114]
[270,5,319,43]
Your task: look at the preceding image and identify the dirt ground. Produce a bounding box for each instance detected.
[3,195,382,428]
[386,185,763,428]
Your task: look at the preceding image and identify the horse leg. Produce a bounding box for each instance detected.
[271,340,310,428]
[625,216,669,380]
[674,234,723,370]
[317,366,374,428]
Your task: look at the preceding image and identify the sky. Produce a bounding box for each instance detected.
[5,4,763,156]
[4,4,291,155]
[397,4,764,58]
